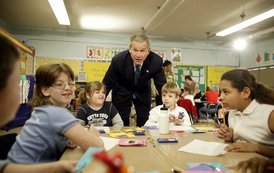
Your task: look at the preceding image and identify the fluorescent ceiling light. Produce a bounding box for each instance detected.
[233,39,247,51]
[48,0,70,25]
[80,15,129,31]
[216,8,274,36]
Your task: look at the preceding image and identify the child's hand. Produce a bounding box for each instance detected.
[174,118,184,126]
[175,112,185,125]
[217,124,233,142]
[225,142,258,152]
[169,114,176,122]
[89,126,100,136]
[236,157,267,173]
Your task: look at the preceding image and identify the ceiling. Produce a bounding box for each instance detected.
[0,0,274,42]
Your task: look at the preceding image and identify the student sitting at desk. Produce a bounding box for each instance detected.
[8,63,104,164]
[217,69,274,158]
[76,81,123,128]
[184,75,199,98]
[0,36,76,173]
[178,82,198,121]
[144,82,191,127]
[198,86,219,119]
[181,82,196,105]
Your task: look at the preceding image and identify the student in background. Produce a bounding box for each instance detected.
[217,69,274,158]
[0,36,76,173]
[144,82,191,127]
[103,33,166,126]
[177,82,198,121]
[76,81,123,128]
[163,60,176,83]
[198,86,219,119]
[8,63,103,164]
[184,75,200,99]
[184,75,193,85]
[181,82,197,105]
[153,59,176,106]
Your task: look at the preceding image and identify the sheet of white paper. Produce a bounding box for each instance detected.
[169,125,195,132]
[100,136,119,151]
[178,139,227,156]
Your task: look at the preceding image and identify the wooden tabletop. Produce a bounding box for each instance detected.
[148,130,263,170]
[61,126,262,172]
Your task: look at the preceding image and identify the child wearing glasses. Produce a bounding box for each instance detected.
[217,69,274,158]
[76,81,123,127]
[0,36,79,172]
[144,82,191,127]
[8,63,103,164]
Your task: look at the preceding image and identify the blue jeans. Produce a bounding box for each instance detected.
[199,105,217,119]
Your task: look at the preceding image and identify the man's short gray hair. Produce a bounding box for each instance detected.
[129,33,150,49]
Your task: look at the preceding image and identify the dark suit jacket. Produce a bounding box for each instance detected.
[103,50,166,106]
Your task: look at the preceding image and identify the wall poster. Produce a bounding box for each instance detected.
[174,65,206,93]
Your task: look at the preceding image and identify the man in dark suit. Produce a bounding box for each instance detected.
[103,34,166,126]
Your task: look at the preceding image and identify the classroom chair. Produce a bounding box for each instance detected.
[177,98,198,124]
[205,103,222,123]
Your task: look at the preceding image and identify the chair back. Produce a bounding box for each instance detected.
[206,103,217,114]
[177,98,192,112]
[206,103,221,120]
[177,98,198,123]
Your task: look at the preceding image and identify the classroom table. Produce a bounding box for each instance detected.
[148,129,263,171]
[61,126,263,172]
[61,135,173,172]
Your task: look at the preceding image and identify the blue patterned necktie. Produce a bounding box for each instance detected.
[134,65,141,84]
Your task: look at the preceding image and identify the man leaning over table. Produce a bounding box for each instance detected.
[103,33,166,127]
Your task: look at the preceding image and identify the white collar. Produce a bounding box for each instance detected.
[232,99,258,116]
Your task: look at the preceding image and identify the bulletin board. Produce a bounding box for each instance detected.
[36,57,80,76]
[83,61,110,82]
[174,65,206,92]
[20,51,27,74]
[36,58,111,82]
[207,66,235,90]
[0,27,35,75]
[25,53,34,74]
[20,51,34,74]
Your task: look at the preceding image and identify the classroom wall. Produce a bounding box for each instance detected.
[9,28,239,67]
[249,68,274,88]
[240,37,274,68]
[3,26,272,91]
